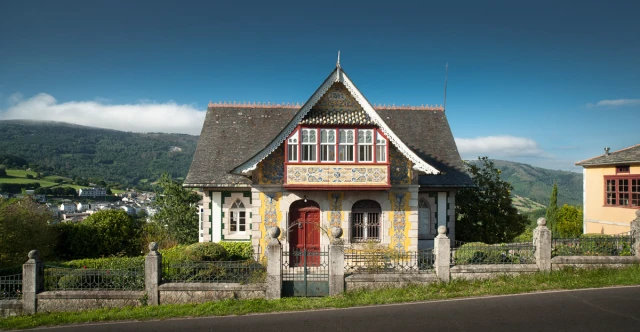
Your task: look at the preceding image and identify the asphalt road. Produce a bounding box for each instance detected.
[32,286,640,332]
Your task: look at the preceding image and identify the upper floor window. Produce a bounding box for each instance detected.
[605,176,640,208]
[617,165,630,174]
[229,199,246,232]
[339,129,354,162]
[301,129,317,162]
[321,129,336,162]
[358,129,373,162]
[376,135,387,162]
[288,131,298,162]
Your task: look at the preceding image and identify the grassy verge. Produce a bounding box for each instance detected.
[2,265,640,330]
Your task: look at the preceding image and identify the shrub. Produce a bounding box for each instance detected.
[141,222,178,252]
[183,243,228,261]
[219,242,254,260]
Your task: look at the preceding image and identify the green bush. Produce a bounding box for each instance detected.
[50,268,144,290]
[453,242,532,264]
[183,243,228,262]
[219,242,254,260]
[552,234,633,256]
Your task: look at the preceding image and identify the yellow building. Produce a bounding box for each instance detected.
[576,144,640,234]
[184,60,473,254]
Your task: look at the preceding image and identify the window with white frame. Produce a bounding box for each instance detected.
[376,134,387,162]
[339,129,354,162]
[301,128,317,162]
[418,199,435,238]
[358,129,373,162]
[320,129,336,162]
[351,200,381,242]
[288,131,298,162]
[229,199,246,233]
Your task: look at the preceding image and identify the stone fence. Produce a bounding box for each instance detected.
[2,212,639,317]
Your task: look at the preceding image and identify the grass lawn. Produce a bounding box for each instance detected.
[4,169,37,178]
[0,177,58,188]
[1,265,639,330]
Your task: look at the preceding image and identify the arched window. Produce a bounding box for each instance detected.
[418,199,433,238]
[351,200,381,242]
[229,199,246,233]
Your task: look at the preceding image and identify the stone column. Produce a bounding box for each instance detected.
[22,250,43,314]
[265,227,282,300]
[329,226,345,296]
[434,226,451,283]
[533,217,552,272]
[145,242,162,306]
[631,211,640,256]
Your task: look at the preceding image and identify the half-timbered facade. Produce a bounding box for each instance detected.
[184,62,473,254]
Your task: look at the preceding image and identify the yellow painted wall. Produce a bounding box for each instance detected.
[258,192,282,254]
[388,192,412,251]
[584,165,640,234]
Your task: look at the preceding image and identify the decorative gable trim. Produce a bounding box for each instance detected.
[231,68,440,175]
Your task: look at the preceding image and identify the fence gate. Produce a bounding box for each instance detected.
[282,247,329,297]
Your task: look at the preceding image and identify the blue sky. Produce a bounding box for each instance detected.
[1,0,638,172]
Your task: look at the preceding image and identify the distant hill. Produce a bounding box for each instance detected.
[0,120,198,187]
[469,159,583,207]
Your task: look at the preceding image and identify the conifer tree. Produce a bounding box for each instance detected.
[545,183,559,235]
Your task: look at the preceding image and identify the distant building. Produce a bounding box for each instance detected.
[120,205,135,215]
[576,144,640,234]
[59,203,76,213]
[78,187,107,198]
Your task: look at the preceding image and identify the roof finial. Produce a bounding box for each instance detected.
[336,50,341,68]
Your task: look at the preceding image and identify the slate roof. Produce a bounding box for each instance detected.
[185,106,473,188]
[575,144,640,166]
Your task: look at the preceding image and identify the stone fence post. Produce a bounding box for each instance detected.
[329,226,345,296]
[23,250,44,314]
[265,227,282,300]
[533,217,552,272]
[631,210,640,256]
[434,226,450,283]
[145,242,162,306]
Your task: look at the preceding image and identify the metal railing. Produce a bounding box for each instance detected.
[44,265,144,291]
[344,248,435,273]
[451,242,536,265]
[162,260,266,284]
[0,266,23,300]
[552,232,635,257]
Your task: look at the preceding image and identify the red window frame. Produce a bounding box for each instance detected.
[604,175,640,208]
[284,125,390,166]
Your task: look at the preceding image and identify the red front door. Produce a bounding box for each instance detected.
[289,202,321,266]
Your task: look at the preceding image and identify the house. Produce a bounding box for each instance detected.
[576,144,640,234]
[78,187,107,197]
[59,203,76,213]
[184,61,473,254]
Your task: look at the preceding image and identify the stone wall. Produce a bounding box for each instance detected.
[0,300,22,317]
[37,291,144,313]
[450,265,538,280]
[159,283,266,304]
[345,273,437,291]
[551,256,639,270]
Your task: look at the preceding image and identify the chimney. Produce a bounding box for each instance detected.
[605,147,610,156]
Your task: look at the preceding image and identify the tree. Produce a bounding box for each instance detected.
[546,183,559,235]
[151,173,200,244]
[455,157,528,243]
[0,165,6,177]
[0,197,57,267]
[556,204,583,238]
[82,210,142,257]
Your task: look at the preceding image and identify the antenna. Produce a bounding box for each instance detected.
[336,50,341,68]
[443,62,448,111]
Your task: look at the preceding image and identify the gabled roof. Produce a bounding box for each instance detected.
[184,66,473,188]
[231,67,440,175]
[575,144,640,166]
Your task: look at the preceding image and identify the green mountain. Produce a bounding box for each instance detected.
[0,120,198,187]
[469,159,583,207]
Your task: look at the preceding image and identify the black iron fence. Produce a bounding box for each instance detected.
[451,242,536,265]
[552,232,635,257]
[0,266,23,300]
[162,260,266,284]
[344,248,435,273]
[44,264,144,291]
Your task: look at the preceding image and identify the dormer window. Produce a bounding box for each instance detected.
[339,129,354,162]
[301,129,317,162]
[288,130,298,162]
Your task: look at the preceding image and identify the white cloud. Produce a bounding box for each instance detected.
[455,136,547,158]
[586,99,640,108]
[0,93,206,135]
